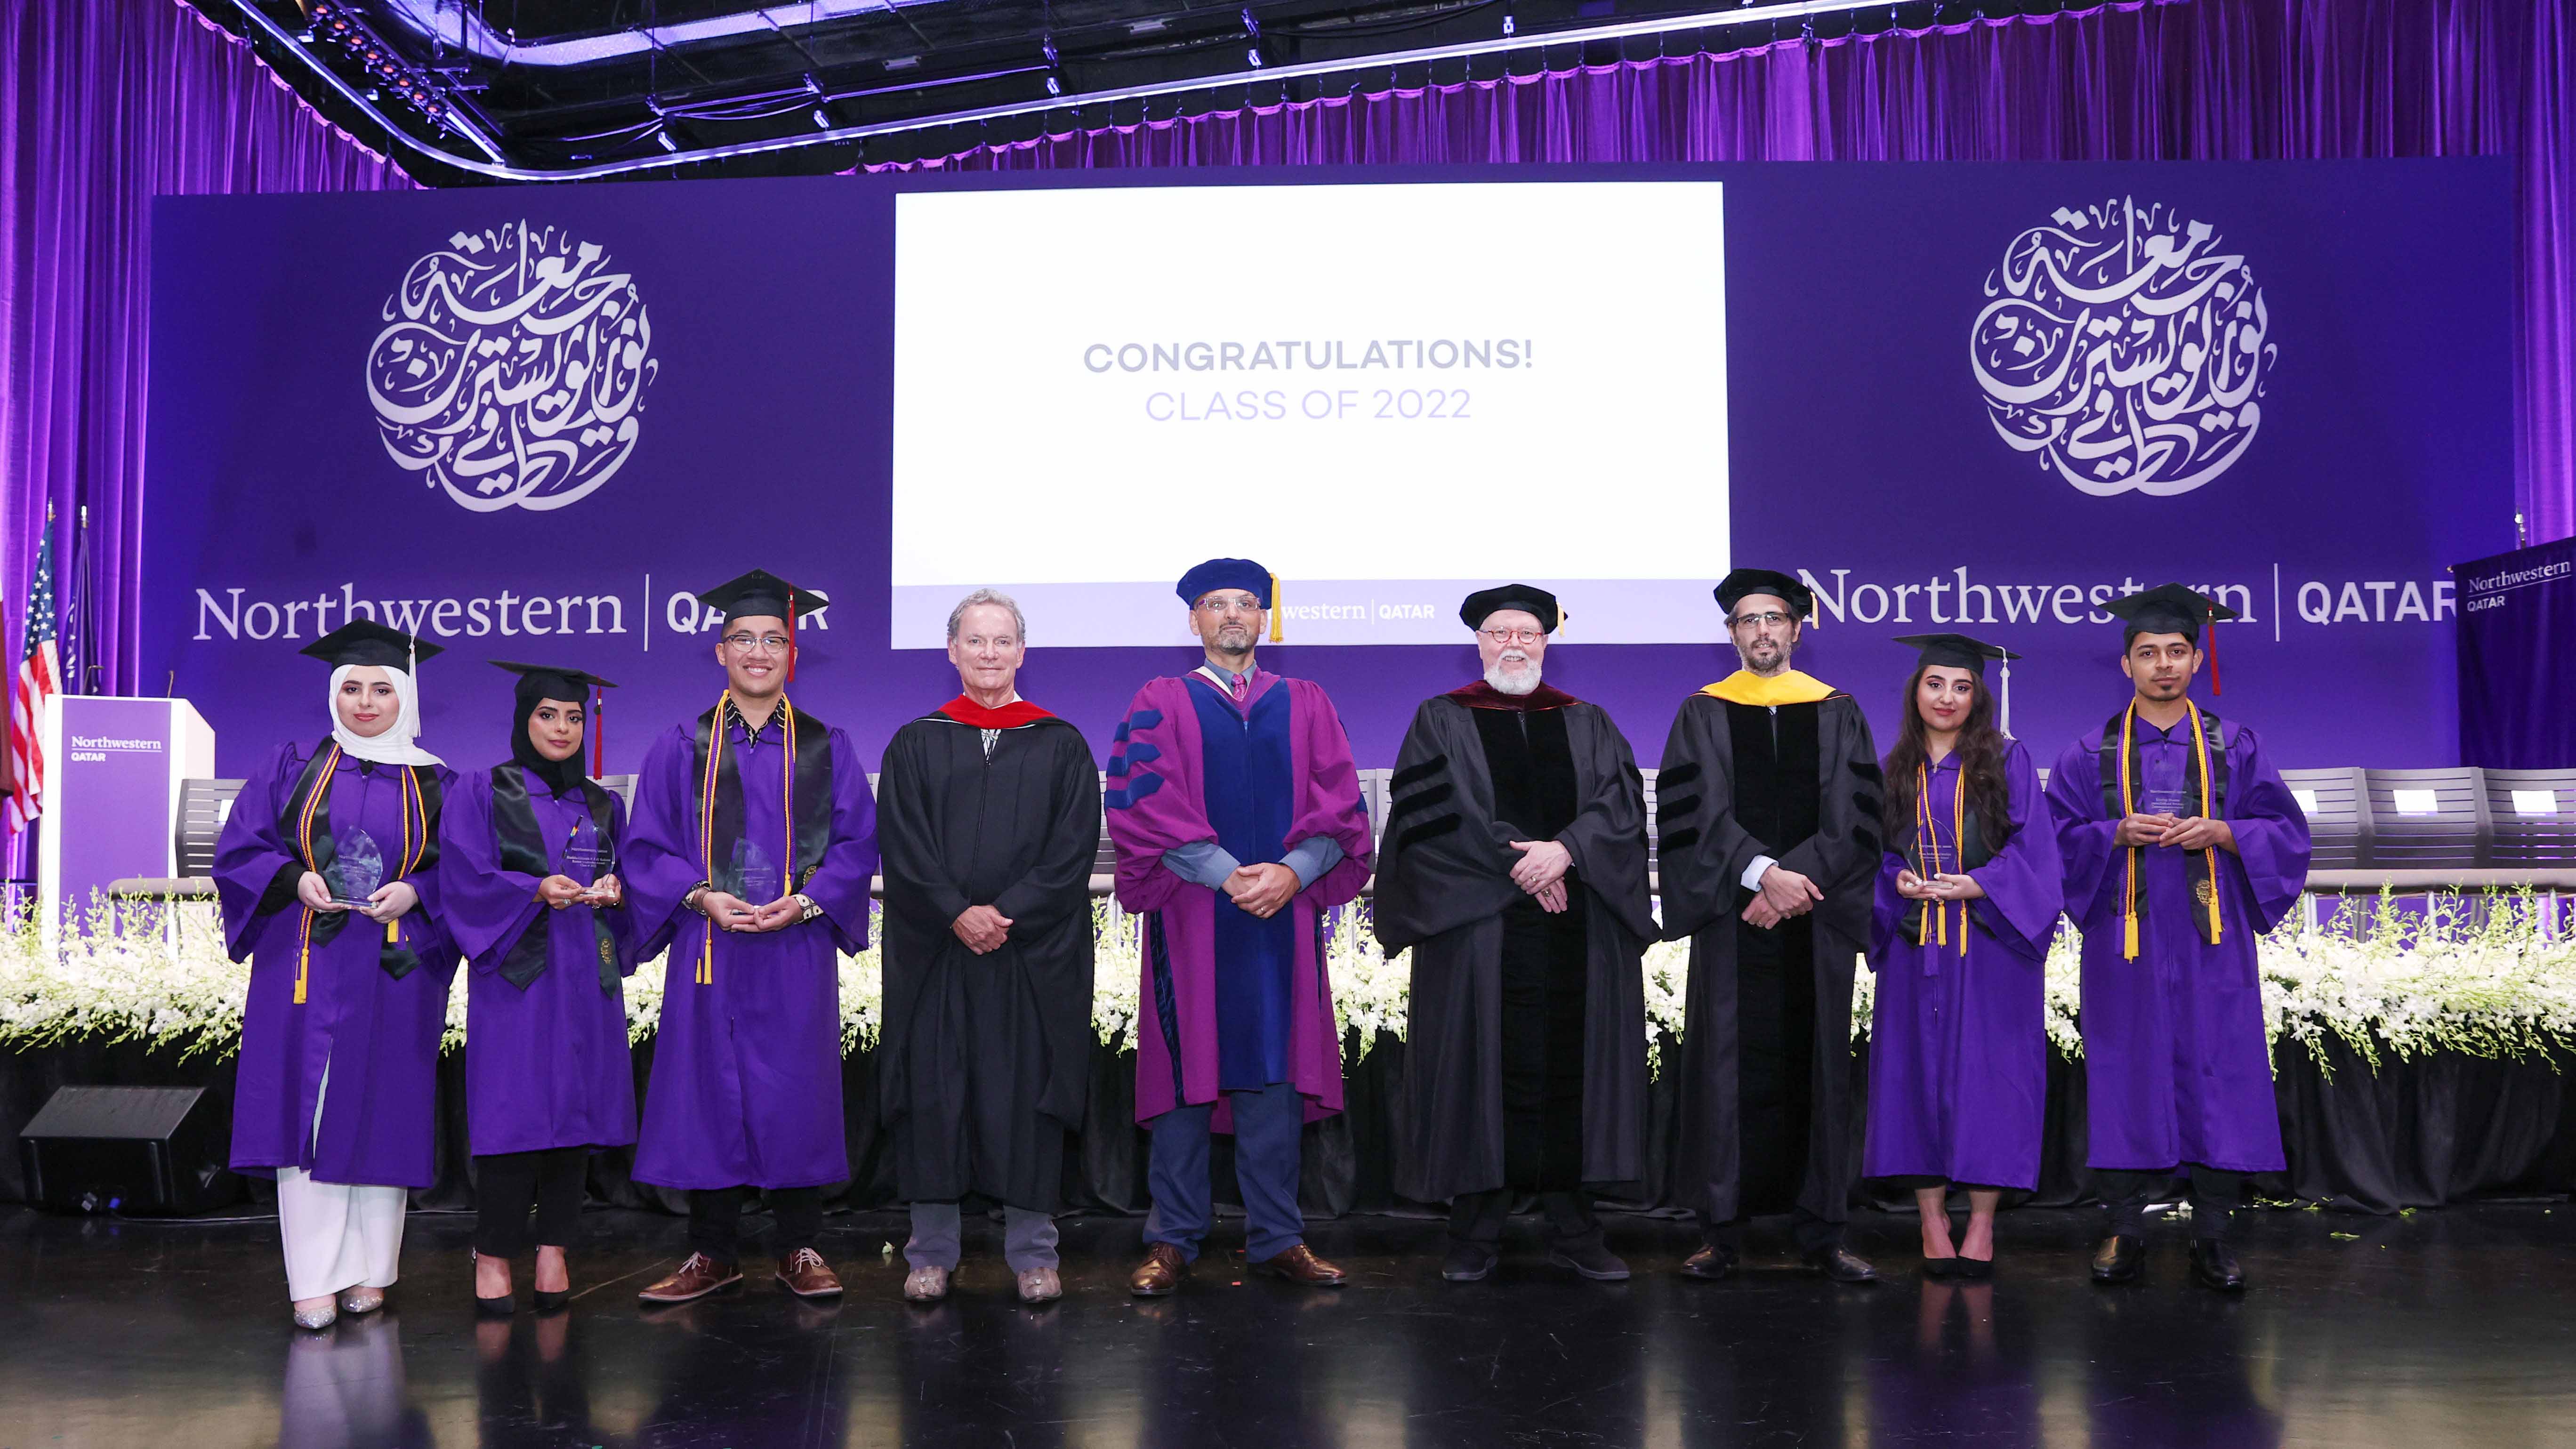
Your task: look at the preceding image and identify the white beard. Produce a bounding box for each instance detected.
[1485,659,1542,696]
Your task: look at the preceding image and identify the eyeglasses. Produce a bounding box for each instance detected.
[723,632,792,654]
[1196,596,1263,616]
[1730,611,1796,630]
[1480,628,1545,646]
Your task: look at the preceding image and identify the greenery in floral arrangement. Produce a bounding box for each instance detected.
[5,890,2571,1082]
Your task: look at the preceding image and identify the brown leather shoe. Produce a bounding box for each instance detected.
[776,1248,844,1298]
[1129,1242,1189,1297]
[1679,1245,1738,1281]
[1251,1243,1347,1288]
[638,1252,741,1304]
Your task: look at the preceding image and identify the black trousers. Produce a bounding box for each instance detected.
[1450,1189,1602,1249]
[1703,1207,1843,1256]
[2096,1164,2246,1242]
[687,1186,825,1261]
[473,1147,588,1257]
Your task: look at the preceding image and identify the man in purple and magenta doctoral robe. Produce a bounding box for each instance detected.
[628,570,880,1306]
[1106,557,1374,1296]
[2045,583,2310,1293]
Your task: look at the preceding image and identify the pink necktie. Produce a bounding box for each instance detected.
[1231,672,1248,703]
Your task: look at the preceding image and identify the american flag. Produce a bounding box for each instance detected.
[7,528,61,833]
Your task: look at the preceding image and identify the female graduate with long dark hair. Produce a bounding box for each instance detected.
[213,620,458,1330]
[438,661,636,1316]
[1864,634,2063,1278]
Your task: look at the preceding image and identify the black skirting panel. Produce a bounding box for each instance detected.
[1,1032,2567,1217]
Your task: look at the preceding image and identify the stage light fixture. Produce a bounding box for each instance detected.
[656,130,677,152]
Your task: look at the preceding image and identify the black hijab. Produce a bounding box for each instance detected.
[510,670,588,797]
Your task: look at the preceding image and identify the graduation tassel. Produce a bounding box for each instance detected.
[591,681,605,779]
[2204,604,2223,696]
[786,603,798,683]
[1269,573,1283,643]
[1998,654,2013,738]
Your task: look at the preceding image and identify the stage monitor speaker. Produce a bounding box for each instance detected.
[17,1085,240,1215]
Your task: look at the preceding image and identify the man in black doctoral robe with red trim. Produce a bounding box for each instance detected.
[1656,567,1884,1284]
[1375,585,1657,1284]
[877,589,1102,1306]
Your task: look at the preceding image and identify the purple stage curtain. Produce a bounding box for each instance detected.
[0,0,413,724]
[869,0,2576,547]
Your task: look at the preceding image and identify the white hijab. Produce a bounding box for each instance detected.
[329,664,444,767]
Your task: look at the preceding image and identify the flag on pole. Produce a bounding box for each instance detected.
[8,527,62,833]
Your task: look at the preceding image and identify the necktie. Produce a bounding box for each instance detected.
[1230,672,1248,704]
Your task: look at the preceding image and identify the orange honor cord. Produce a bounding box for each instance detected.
[696,690,730,985]
[2118,702,2141,961]
[292,745,343,1005]
[2190,706,2223,944]
[388,766,423,950]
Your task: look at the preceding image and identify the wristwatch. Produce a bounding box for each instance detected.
[684,881,713,915]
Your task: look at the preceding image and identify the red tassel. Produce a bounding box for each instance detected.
[2205,605,2223,695]
[786,604,797,683]
[591,683,605,778]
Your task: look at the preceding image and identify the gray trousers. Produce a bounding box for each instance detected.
[906,1201,1060,1272]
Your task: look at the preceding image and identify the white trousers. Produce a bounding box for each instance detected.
[277,1061,407,1301]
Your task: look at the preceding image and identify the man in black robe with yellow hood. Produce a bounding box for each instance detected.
[1375,585,1657,1284]
[1656,567,1883,1284]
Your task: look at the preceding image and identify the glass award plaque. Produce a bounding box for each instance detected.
[564,815,612,899]
[330,827,385,906]
[728,839,783,904]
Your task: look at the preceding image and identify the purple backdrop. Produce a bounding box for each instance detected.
[140,163,2510,777]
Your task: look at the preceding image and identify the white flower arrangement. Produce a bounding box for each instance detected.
[7,892,2572,1083]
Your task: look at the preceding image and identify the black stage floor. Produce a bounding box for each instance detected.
[4,1202,2575,1449]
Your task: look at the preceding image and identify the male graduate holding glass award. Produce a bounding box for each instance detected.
[629,571,880,1305]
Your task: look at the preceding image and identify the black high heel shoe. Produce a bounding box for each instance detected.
[531,1288,572,1312]
[1952,1254,1995,1281]
[472,1252,516,1317]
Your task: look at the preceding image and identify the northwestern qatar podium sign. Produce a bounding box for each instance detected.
[37,697,215,933]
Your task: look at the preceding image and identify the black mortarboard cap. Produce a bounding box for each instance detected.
[490,660,619,696]
[1891,633,2021,678]
[1459,584,1563,633]
[1714,567,1815,620]
[2102,583,2240,644]
[298,618,443,670]
[697,568,829,625]
[1175,558,1273,608]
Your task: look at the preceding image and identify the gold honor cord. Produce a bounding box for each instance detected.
[1914,762,1968,957]
[694,691,802,986]
[695,692,729,986]
[2115,700,2224,961]
[290,746,422,1004]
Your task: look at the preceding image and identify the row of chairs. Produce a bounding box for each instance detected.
[165,765,2576,897]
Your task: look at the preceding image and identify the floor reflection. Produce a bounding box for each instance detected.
[1864,1280,2042,1448]
[473,1309,619,1449]
[279,1312,433,1449]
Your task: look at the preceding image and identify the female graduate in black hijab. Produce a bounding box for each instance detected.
[437,662,637,1315]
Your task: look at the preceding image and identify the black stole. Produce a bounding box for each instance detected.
[489,763,622,992]
[1724,700,1823,861]
[277,741,443,979]
[692,697,835,896]
[2096,704,2231,947]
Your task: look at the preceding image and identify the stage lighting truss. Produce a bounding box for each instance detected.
[218,0,2085,180]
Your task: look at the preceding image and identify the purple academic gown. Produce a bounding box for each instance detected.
[216,743,459,1188]
[1862,741,2064,1190]
[2046,713,2309,1174]
[624,707,877,1191]
[438,769,640,1157]
[1105,670,1373,1128]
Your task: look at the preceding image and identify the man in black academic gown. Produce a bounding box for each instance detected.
[877,589,1102,1306]
[1375,585,1658,1284]
[1656,567,1884,1284]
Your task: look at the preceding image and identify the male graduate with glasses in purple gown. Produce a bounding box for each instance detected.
[627,570,880,1307]
[2043,583,2310,1292]
[1106,558,1374,1298]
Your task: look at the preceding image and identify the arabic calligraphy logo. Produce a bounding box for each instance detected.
[364,222,657,512]
[1972,198,2274,497]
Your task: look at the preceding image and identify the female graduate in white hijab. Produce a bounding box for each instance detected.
[210,620,462,1329]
